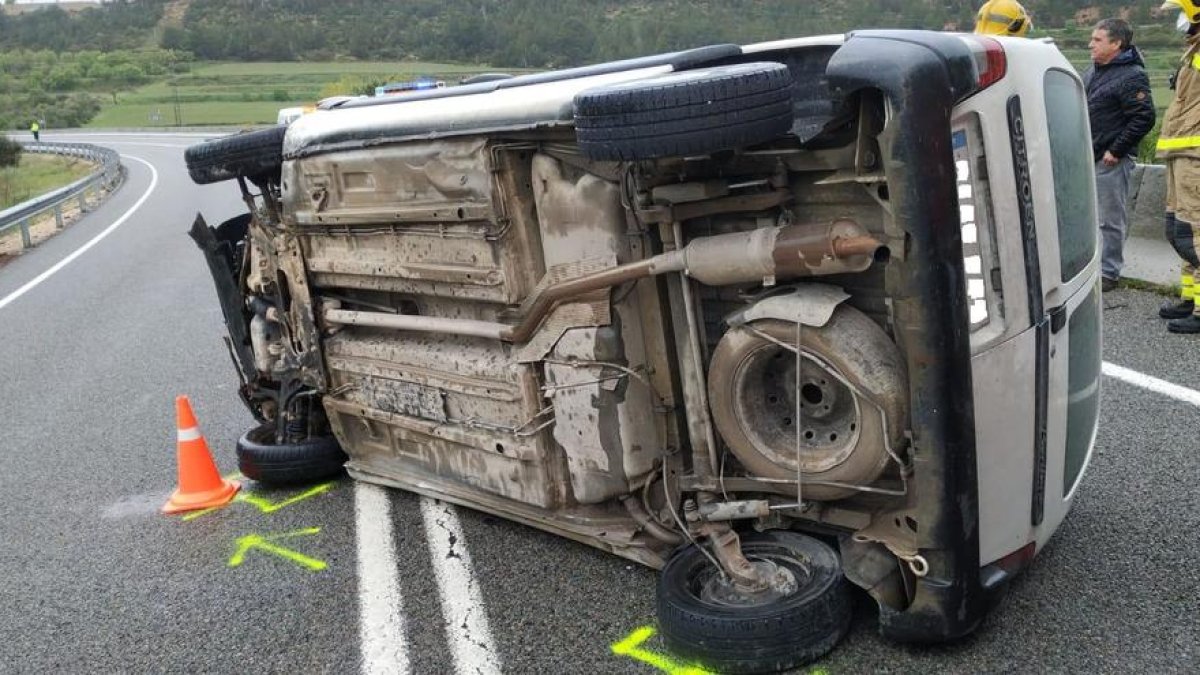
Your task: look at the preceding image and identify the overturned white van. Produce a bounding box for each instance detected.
[184,30,1100,673]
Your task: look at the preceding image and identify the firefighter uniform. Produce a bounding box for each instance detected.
[1157,10,1200,332]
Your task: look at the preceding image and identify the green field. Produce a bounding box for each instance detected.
[89,101,291,127]
[86,60,520,128]
[81,48,1190,129]
[0,154,95,209]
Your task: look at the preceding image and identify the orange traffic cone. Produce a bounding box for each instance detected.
[162,395,240,514]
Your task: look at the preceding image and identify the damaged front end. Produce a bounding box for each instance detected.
[188,170,329,449]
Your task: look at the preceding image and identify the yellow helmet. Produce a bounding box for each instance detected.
[1162,0,1200,24]
[974,0,1032,37]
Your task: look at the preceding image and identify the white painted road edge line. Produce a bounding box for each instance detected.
[420,497,502,675]
[41,132,220,138]
[355,483,411,675]
[1103,361,1200,408]
[0,154,157,312]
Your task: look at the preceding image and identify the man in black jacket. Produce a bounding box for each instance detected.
[1084,18,1156,291]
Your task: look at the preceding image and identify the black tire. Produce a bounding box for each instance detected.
[656,531,851,674]
[236,423,348,486]
[184,125,287,185]
[573,62,794,161]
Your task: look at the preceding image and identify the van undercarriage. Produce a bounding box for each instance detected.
[185,30,1100,672]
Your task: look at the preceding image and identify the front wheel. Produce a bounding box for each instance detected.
[236,423,348,486]
[656,530,851,674]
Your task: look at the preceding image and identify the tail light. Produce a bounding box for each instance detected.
[991,541,1036,575]
[952,114,1003,332]
[960,36,1007,91]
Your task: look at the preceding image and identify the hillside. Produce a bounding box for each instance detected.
[0,1,1187,67]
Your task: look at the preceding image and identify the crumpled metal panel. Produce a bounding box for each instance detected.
[545,317,663,504]
[532,153,666,503]
[513,292,610,364]
[325,330,524,430]
[323,329,563,507]
[513,256,616,363]
[284,138,542,304]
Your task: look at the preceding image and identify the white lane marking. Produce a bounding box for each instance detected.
[0,154,157,312]
[37,137,195,149]
[71,142,190,149]
[1103,361,1200,408]
[420,497,502,675]
[43,132,219,138]
[356,483,410,675]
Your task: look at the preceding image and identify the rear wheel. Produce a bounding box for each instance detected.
[656,531,851,673]
[573,62,794,161]
[184,125,287,185]
[236,423,347,486]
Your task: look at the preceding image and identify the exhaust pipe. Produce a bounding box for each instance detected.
[323,220,886,343]
[652,219,886,286]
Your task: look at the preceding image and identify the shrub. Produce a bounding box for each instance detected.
[1138,116,1163,165]
[0,137,22,168]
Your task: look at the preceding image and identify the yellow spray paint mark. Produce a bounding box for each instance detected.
[611,626,832,675]
[228,527,327,572]
[181,504,224,521]
[611,626,715,675]
[181,481,335,521]
[240,481,335,514]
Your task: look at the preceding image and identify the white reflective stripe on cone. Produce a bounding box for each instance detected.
[177,427,203,442]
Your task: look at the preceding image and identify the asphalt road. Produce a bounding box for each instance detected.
[0,133,1196,674]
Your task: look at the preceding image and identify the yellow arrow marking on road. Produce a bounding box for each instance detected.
[227,527,327,572]
[611,626,831,675]
[181,480,335,521]
[611,626,714,675]
[239,482,335,514]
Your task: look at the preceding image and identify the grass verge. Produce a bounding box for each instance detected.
[0,154,95,210]
[1120,276,1178,297]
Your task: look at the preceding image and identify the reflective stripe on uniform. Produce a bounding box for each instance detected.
[178,427,202,442]
[982,11,1020,26]
[1183,273,1196,300]
[1158,136,1200,151]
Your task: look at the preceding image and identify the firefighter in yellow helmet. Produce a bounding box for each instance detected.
[1157,0,1200,332]
[974,0,1032,37]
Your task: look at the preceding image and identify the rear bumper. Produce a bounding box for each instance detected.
[828,31,989,642]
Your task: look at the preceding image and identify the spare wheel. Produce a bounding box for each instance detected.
[572,62,794,161]
[707,305,907,501]
[184,125,287,186]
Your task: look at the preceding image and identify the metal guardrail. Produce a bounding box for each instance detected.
[0,142,124,251]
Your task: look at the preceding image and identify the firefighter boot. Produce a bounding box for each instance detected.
[1161,299,1195,319]
[1168,314,1200,334]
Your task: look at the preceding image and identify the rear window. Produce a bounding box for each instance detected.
[1063,284,1100,496]
[1044,69,1097,282]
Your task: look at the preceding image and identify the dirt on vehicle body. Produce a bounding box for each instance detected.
[185,30,1102,673]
